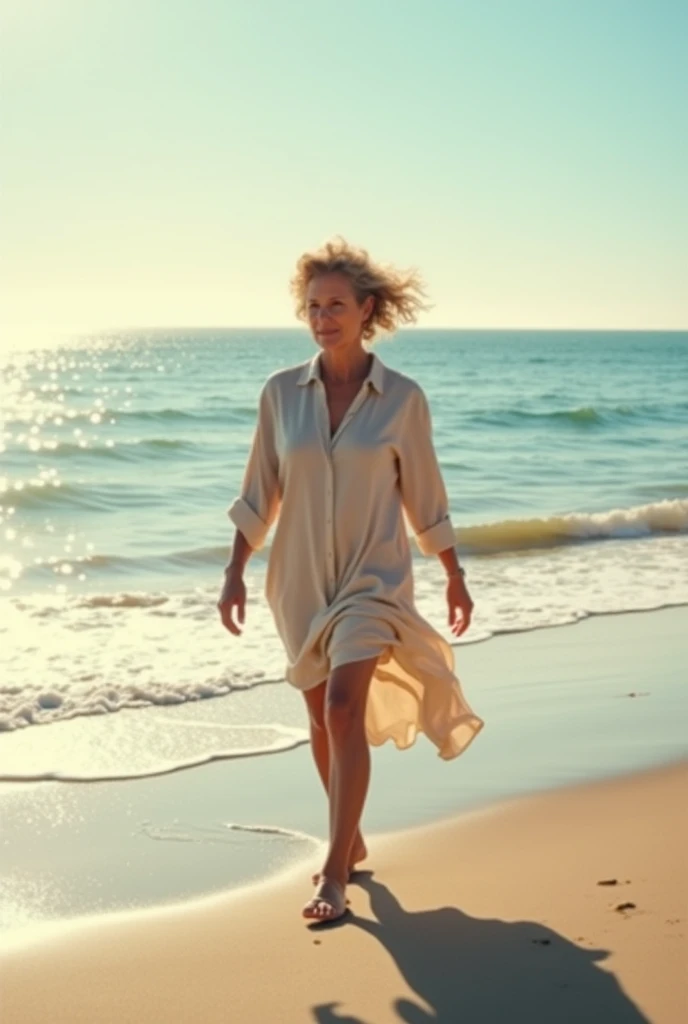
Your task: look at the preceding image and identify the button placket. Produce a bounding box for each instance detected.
[316,381,337,596]
[319,380,369,600]
[325,460,335,593]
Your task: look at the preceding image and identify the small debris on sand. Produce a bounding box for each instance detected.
[614,902,637,912]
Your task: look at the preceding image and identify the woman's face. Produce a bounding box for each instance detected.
[306,273,374,352]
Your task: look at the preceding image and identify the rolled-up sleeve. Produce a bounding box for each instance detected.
[397,386,456,556]
[227,382,281,551]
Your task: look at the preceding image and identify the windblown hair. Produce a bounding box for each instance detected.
[290,237,430,342]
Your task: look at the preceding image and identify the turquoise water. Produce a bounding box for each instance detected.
[1,329,687,766]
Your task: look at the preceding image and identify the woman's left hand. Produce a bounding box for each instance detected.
[447,575,473,637]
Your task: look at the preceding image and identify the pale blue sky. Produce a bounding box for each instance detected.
[1,0,686,337]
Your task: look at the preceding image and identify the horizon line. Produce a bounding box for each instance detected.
[15,324,687,335]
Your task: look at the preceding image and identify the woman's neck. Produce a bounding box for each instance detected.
[319,345,372,386]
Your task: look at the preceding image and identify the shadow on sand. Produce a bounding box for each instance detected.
[312,873,649,1024]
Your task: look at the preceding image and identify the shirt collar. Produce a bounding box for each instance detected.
[297,350,385,394]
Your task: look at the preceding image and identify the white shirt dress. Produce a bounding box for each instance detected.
[228,349,483,760]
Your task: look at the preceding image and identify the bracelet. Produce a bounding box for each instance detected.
[447,567,466,579]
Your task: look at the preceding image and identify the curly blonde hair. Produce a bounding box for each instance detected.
[290,237,430,342]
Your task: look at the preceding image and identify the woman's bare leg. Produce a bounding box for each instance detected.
[303,683,367,878]
[303,656,377,920]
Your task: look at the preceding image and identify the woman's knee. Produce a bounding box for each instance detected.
[325,661,375,741]
[325,689,363,741]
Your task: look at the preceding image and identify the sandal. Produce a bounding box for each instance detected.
[302,877,348,923]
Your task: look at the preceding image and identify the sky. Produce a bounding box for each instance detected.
[1,0,687,338]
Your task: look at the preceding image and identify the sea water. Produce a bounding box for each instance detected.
[1,328,687,780]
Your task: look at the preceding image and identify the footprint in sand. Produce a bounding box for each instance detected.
[614,902,637,913]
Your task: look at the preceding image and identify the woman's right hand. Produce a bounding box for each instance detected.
[217,570,246,636]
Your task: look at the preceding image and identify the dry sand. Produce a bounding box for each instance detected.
[2,760,686,1024]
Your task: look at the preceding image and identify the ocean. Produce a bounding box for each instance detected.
[1,328,687,782]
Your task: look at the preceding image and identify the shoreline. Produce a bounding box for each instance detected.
[1,605,686,936]
[1,596,687,783]
[2,760,686,1023]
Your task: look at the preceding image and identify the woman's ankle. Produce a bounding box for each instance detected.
[319,855,350,888]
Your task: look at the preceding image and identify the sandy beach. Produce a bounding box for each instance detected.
[1,606,687,1023]
[1,759,685,1024]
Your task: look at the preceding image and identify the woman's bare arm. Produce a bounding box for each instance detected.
[225,528,254,579]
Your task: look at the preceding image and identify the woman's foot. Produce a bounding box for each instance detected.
[302,877,348,923]
[312,835,367,885]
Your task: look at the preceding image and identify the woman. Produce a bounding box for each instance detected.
[218,238,483,923]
